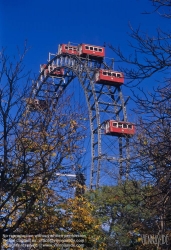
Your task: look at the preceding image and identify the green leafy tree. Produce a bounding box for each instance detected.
[86,183,161,250]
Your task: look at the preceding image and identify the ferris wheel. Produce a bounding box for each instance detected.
[30,42,135,189]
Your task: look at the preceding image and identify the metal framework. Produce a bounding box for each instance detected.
[32,50,130,189]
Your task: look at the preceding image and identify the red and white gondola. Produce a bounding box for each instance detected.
[58,44,78,55]
[78,44,105,60]
[105,120,135,137]
[40,64,64,77]
[95,69,124,86]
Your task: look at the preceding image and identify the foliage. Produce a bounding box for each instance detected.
[109,1,171,248]
[127,84,171,249]
[5,186,106,249]
[61,195,106,249]
[86,183,160,249]
[0,46,86,248]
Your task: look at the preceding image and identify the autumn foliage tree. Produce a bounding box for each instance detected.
[59,195,106,249]
[0,46,86,249]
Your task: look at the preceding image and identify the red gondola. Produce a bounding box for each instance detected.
[105,120,135,137]
[95,69,124,86]
[78,44,105,60]
[58,44,78,55]
[40,64,64,77]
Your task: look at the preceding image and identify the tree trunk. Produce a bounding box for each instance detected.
[0,229,3,250]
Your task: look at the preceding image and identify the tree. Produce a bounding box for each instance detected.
[0,46,86,249]
[109,1,171,86]
[86,183,161,250]
[128,85,171,248]
[5,174,105,249]
[109,1,171,248]
[60,195,106,249]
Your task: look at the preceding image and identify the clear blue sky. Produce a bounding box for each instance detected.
[0,0,167,77]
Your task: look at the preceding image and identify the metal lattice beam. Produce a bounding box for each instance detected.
[32,52,131,189]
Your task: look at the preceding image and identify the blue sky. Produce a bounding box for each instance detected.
[0,0,168,108]
[0,0,167,76]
